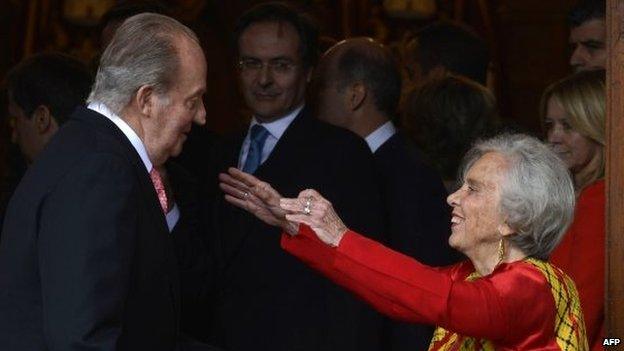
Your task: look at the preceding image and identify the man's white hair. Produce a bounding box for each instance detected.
[88,13,199,115]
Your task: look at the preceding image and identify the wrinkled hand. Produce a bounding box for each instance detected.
[219,167,298,235]
[280,189,348,247]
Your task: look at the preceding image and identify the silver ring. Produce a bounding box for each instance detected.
[243,191,249,198]
[303,198,312,215]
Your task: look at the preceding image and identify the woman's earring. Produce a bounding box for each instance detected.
[498,238,506,263]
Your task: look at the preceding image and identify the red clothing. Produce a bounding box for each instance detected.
[282,226,587,351]
[551,179,605,351]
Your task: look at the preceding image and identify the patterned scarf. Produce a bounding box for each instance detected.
[427,258,587,351]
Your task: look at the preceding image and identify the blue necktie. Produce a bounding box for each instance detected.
[242,124,270,173]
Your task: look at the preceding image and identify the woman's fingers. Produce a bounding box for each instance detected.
[280,198,306,213]
[219,182,249,199]
[285,213,316,227]
[225,193,265,213]
[219,172,249,193]
[228,167,261,187]
[251,181,280,204]
[298,189,323,202]
[225,168,283,207]
[280,196,328,217]
[224,194,248,210]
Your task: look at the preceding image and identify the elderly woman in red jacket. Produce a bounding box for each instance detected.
[219,134,588,351]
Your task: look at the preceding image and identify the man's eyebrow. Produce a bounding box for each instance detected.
[186,87,205,99]
[240,56,294,61]
[269,57,295,62]
[580,40,605,47]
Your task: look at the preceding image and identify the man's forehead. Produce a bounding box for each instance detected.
[570,18,606,41]
[239,21,301,59]
[241,21,300,43]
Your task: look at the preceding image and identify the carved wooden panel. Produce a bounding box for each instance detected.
[606,0,624,340]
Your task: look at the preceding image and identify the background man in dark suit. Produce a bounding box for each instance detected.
[1,52,92,234]
[199,3,385,350]
[5,53,92,165]
[312,37,460,351]
[0,13,212,351]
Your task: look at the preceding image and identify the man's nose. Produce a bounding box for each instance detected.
[257,65,274,86]
[194,100,206,126]
[569,46,587,70]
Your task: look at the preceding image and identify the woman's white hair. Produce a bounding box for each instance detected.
[459,133,575,260]
[87,13,199,115]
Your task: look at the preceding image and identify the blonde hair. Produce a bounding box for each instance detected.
[540,70,605,191]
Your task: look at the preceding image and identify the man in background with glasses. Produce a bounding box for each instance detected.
[190,2,385,351]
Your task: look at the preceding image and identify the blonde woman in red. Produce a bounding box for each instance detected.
[542,70,605,351]
[220,134,588,351]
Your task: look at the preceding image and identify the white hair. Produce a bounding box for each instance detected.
[87,13,199,115]
[459,133,576,260]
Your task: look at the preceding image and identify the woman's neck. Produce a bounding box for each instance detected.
[470,242,527,276]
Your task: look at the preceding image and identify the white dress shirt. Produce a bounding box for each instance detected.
[88,102,180,232]
[365,120,397,153]
[238,104,304,169]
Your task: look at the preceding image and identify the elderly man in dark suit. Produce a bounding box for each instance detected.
[197,3,385,351]
[0,13,214,351]
[311,37,461,351]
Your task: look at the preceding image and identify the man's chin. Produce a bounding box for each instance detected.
[254,110,284,122]
[169,141,185,158]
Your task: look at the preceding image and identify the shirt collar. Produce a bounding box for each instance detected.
[87,102,153,172]
[365,120,397,153]
[249,104,304,140]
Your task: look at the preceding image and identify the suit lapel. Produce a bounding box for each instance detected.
[75,107,180,320]
[75,108,170,236]
[254,108,311,178]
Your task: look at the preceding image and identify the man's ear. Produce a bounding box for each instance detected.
[135,85,156,117]
[347,82,367,111]
[32,105,53,134]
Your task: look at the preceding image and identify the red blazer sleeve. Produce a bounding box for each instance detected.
[281,226,554,344]
[550,180,605,351]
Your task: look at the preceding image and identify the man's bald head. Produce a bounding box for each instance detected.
[313,37,401,133]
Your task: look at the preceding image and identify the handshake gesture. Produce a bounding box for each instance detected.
[218,167,348,247]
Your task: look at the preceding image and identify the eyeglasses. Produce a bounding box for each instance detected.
[238,59,299,75]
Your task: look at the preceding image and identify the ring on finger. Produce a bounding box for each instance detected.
[303,197,312,215]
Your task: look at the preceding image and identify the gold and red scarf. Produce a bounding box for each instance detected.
[427,258,587,351]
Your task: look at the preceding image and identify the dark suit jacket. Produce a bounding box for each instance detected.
[373,132,461,351]
[201,108,386,351]
[0,107,181,351]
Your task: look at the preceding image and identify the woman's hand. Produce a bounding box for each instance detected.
[280,189,348,247]
[219,167,298,235]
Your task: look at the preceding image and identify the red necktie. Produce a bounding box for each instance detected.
[149,168,169,214]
